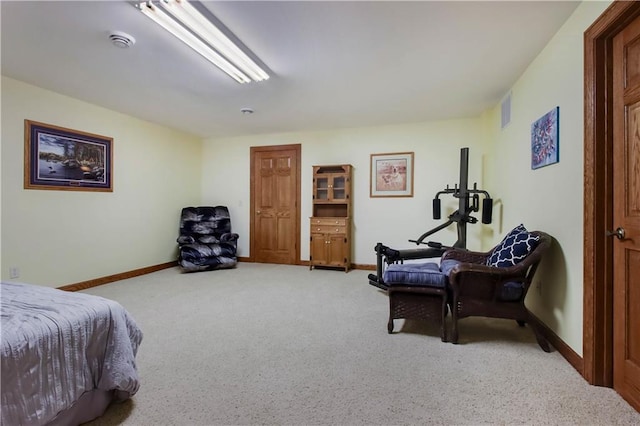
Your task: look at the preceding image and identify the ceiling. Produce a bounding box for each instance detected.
[1,1,581,139]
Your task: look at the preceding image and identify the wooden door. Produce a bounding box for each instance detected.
[250,145,301,265]
[612,15,640,410]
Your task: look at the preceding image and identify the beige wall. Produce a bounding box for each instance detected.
[201,118,489,262]
[1,77,203,287]
[482,0,612,354]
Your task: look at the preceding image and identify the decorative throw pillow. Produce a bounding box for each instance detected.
[486,224,540,267]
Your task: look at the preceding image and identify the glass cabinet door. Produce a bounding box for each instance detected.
[331,175,346,200]
[315,176,329,200]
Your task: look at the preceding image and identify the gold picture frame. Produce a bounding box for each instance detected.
[370,152,414,198]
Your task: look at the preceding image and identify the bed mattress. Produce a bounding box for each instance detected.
[1,281,143,425]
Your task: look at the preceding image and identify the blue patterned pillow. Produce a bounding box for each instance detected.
[486,224,540,267]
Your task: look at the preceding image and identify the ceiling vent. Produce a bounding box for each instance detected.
[109,31,136,48]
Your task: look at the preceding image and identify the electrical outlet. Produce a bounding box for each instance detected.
[9,267,20,279]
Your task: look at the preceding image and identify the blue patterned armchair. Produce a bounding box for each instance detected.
[177,206,239,272]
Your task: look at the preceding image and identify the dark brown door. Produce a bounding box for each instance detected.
[250,144,301,265]
[612,14,640,410]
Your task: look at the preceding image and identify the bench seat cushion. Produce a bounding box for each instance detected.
[439,259,462,276]
[383,262,447,288]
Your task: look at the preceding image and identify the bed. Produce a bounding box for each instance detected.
[1,281,143,426]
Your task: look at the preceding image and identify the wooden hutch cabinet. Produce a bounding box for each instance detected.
[309,164,352,272]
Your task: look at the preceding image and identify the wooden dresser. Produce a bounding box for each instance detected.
[309,164,352,272]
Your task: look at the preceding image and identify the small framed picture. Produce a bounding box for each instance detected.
[370,152,414,198]
[531,106,559,170]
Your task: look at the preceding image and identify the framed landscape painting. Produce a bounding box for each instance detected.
[370,152,414,197]
[531,106,559,170]
[24,120,113,191]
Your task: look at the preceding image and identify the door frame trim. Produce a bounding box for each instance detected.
[249,144,302,264]
[583,0,640,387]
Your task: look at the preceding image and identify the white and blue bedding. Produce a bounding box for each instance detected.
[1,281,142,425]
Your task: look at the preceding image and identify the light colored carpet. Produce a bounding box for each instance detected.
[82,263,639,425]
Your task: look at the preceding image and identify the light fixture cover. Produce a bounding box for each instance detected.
[137,0,269,83]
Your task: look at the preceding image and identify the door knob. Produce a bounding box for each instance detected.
[256,210,261,215]
[606,227,625,240]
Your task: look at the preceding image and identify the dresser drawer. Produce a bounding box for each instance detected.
[310,217,347,226]
[311,225,346,234]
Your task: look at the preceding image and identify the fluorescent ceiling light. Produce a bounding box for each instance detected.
[138,0,269,83]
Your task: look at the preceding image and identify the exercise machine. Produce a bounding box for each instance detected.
[368,147,493,290]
